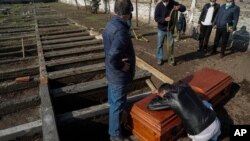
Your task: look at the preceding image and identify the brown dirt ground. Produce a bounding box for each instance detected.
[50,2,250,141]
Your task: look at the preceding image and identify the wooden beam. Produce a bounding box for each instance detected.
[0,49,37,59]
[21,38,25,58]
[38,23,69,28]
[57,91,151,125]
[34,8,60,141]
[0,44,36,53]
[145,79,156,91]
[40,32,89,40]
[0,95,40,117]
[0,28,35,34]
[0,120,42,141]
[0,66,39,81]
[0,35,35,41]
[42,35,95,45]
[136,56,174,84]
[48,62,105,80]
[44,45,103,58]
[43,40,102,51]
[0,56,37,65]
[40,28,85,36]
[0,25,33,30]
[51,70,151,98]
[0,79,39,95]
[46,52,105,68]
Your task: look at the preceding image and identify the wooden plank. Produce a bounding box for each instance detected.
[38,25,74,33]
[0,25,34,30]
[0,120,42,141]
[38,23,69,28]
[44,45,103,58]
[51,70,151,98]
[0,35,35,41]
[34,9,60,141]
[48,62,105,80]
[0,95,40,117]
[0,28,35,34]
[40,31,89,40]
[0,79,39,95]
[42,35,95,45]
[43,39,102,50]
[46,52,105,67]
[136,56,174,84]
[57,91,151,125]
[39,84,59,141]
[0,31,35,38]
[0,56,37,65]
[0,49,37,58]
[0,66,39,81]
[40,28,85,36]
[0,44,36,53]
[145,79,156,91]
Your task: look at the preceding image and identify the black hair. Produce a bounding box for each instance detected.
[114,0,132,16]
[158,83,174,94]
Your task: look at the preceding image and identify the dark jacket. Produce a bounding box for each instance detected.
[160,83,216,135]
[154,0,186,31]
[102,16,135,85]
[198,3,220,24]
[213,2,240,30]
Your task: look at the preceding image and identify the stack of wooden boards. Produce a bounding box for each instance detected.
[129,68,233,141]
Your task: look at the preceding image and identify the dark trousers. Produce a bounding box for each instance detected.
[213,28,230,55]
[199,24,213,50]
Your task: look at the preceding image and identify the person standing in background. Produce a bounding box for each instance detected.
[154,0,186,66]
[198,0,220,52]
[102,0,135,141]
[212,0,240,58]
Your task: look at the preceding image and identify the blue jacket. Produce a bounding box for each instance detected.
[102,16,135,85]
[154,0,186,31]
[213,3,240,30]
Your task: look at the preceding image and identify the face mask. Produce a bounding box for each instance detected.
[210,2,215,5]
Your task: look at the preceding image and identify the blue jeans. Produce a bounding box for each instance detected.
[108,83,128,137]
[156,29,174,62]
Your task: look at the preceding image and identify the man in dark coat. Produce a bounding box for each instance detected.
[198,0,220,52]
[102,0,135,140]
[212,0,240,57]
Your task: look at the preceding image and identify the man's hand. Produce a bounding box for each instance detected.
[122,58,130,72]
[165,16,171,22]
[173,5,180,11]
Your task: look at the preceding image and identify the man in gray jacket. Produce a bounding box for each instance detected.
[212,0,240,58]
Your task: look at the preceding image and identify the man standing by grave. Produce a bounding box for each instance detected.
[102,0,135,140]
[198,0,220,52]
[154,0,186,66]
[212,0,240,58]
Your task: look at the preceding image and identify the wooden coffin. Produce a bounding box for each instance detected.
[130,68,233,141]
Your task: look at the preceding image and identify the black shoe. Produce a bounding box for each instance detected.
[147,95,170,111]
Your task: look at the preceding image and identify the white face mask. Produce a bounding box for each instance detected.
[210,2,215,5]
